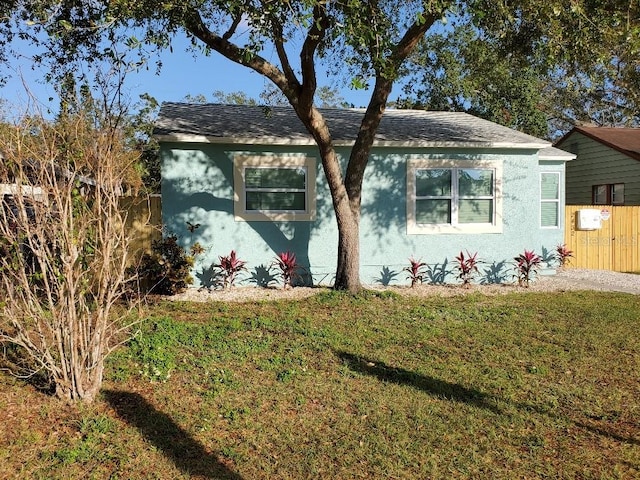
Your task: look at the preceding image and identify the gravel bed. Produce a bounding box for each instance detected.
[169,268,640,303]
[539,268,640,294]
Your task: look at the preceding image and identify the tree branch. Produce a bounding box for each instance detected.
[272,22,300,96]
[298,3,330,111]
[182,8,292,96]
[223,13,242,40]
[390,11,440,67]
[345,9,443,211]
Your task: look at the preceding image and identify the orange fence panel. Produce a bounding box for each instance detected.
[564,205,640,272]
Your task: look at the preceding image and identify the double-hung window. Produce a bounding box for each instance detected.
[407,159,502,234]
[540,172,560,228]
[234,155,316,221]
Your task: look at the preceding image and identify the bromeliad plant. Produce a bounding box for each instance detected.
[213,250,247,289]
[455,250,479,287]
[273,251,300,289]
[514,249,542,287]
[404,257,427,288]
[555,243,573,267]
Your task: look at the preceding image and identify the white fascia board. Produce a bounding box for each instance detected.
[155,134,316,146]
[156,133,550,150]
[539,153,576,161]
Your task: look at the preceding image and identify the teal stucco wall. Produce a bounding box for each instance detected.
[161,142,566,287]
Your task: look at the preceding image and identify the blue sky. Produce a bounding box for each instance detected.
[1,32,385,116]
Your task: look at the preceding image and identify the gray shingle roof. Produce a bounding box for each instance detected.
[155,102,551,149]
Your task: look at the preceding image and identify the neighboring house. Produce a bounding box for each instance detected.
[155,103,574,287]
[556,127,640,205]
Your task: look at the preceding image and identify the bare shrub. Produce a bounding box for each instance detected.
[0,112,144,402]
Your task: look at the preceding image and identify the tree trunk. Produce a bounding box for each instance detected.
[304,110,363,293]
[54,352,105,403]
[333,200,361,292]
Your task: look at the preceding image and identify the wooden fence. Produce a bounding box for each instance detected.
[120,195,162,262]
[564,205,640,272]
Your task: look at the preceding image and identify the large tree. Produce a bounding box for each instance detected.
[399,3,640,138]
[395,23,551,137]
[5,1,638,291]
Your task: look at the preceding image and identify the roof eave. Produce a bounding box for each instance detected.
[155,133,549,150]
[556,127,640,162]
[539,154,576,161]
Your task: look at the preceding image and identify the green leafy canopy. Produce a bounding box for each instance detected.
[2,1,637,132]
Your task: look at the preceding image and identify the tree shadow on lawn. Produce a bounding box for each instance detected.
[573,421,640,447]
[336,351,502,415]
[337,352,640,448]
[103,390,243,480]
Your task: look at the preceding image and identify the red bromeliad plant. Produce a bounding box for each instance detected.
[455,250,479,287]
[514,249,542,287]
[273,251,300,288]
[214,250,247,288]
[555,243,573,267]
[403,256,427,288]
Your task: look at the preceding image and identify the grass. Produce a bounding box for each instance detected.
[1,290,639,479]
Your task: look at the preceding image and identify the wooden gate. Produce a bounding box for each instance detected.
[564,205,640,272]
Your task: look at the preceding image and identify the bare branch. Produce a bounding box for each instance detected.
[390,10,441,67]
[0,110,146,402]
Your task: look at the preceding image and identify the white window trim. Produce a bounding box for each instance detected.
[407,159,503,234]
[540,171,561,229]
[233,155,316,222]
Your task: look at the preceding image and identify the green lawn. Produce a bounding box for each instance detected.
[1,290,639,479]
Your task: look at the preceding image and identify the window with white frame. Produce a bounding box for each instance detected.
[540,172,560,228]
[407,159,502,234]
[233,155,316,221]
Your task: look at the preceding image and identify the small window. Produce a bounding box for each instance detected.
[592,183,624,205]
[540,172,560,228]
[593,185,608,205]
[407,159,502,234]
[612,184,625,205]
[245,167,307,211]
[234,156,316,221]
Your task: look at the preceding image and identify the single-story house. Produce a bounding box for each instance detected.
[155,103,574,287]
[556,126,640,205]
